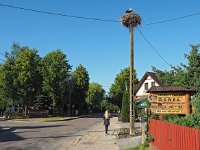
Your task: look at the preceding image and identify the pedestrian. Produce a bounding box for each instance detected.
[103,110,110,135]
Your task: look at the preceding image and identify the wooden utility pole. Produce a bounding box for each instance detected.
[120,8,141,136]
[129,25,135,135]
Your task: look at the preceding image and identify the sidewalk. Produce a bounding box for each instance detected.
[67,117,120,150]
[67,117,142,150]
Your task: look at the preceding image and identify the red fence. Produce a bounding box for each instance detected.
[149,119,200,150]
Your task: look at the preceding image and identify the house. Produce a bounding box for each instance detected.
[135,72,162,99]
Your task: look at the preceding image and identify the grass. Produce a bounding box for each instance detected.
[9,117,65,122]
[125,144,149,150]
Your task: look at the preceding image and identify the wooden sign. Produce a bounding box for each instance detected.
[149,93,186,114]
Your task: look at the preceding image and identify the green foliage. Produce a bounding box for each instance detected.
[162,114,180,121]
[191,92,200,113]
[152,44,200,88]
[121,90,130,122]
[100,99,119,111]
[71,64,89,111]
[149,113,159,120]
[42,50,71,114]
[144,120,154,148]
[168,113,200,129]
[151,44,200,131]
[126,144,149,150]
[14,47,42,109]
[86,82,105,109]
[108,68,139,109]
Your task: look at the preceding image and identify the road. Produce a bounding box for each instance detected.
[0,116,103,150]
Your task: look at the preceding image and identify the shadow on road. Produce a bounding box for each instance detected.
[0,131,24,142]
[0,124,69,143]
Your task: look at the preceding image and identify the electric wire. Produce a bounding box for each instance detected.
[0,2,192,68]
[0,3,120,23]
[136,27,172,68]
[0,2,200,25]
[144,12,200,26]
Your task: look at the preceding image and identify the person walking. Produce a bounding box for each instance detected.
[103,110,110,135]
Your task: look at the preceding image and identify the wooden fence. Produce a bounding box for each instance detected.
[149,119,200,150]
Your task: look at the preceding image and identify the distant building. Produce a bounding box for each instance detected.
[135,72,162,99]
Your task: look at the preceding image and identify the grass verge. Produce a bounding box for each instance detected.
[9,117,65,122]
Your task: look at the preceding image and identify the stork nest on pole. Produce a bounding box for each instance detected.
[120,12,142,28]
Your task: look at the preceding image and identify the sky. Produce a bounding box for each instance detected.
[0,0,200,92]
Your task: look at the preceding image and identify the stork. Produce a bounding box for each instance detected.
[125,8,132,13]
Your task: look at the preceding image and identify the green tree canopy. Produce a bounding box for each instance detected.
[42,50,71,114]
[71,64,89,112]
[152,44,200,113]
[108,68,139,108]
[86,82,105,109]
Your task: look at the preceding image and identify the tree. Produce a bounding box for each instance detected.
[86,82,105,109]
[152,44,200,88]
[71,64,89,113]
[121,90,129,122]
[0,43,22,110]
[42,50,71,115]
[14,47,42,115]
[152,44,200,113]
[108,68,139,109]
[100,99,119,112]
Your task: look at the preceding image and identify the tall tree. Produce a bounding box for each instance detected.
[14,47,42,115]
[86,82,105,109]
[108,68,139,109]
[71,64,89,113]
[42,50,71,115]
[152,44,200,113]
[0,43,22,107]
[121,90,130,122]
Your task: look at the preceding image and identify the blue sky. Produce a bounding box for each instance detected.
[0,0,200,92]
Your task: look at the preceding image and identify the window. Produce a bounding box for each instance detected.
[144,83,148,90]
[151,82,155,87]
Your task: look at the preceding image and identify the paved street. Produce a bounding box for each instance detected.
[0,116,103,150]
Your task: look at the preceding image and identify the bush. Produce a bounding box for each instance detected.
[168,113,200,129]
[121,90,129,122]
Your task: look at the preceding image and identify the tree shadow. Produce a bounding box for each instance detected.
[0,124,69,142]
[0,131,25,142]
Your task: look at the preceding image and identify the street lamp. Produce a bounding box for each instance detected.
[120,8,141,135]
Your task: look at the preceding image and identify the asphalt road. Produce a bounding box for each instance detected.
[0,117,103,150]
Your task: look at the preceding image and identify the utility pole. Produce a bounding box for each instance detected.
[129,25,135,135]
[120,8,141,135]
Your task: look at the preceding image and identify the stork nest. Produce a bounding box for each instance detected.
[120,12,142,28]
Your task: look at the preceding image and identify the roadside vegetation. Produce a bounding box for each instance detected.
[126,144,149,150]
[153,44,200,129]
[8,117,65,122]
[0,43,119,118]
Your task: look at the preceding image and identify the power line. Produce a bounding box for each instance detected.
[136,27,172,68]
[144,12,200,26]
[0,3,120,23]
[0,2,200,25]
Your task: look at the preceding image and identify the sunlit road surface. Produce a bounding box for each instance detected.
[0,116,102,150]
